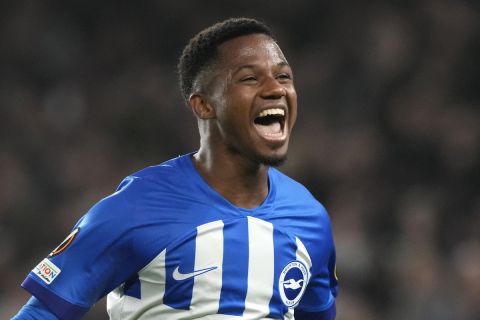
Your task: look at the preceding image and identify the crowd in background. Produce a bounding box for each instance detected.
[1,0,479,319]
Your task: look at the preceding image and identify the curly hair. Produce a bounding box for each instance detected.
[177,17,274,102]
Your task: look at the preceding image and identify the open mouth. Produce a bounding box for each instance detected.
[253,108,286,139]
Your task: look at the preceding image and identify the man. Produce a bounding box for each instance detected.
[13,17,338,319]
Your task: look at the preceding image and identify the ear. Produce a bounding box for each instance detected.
[189,93,215,119]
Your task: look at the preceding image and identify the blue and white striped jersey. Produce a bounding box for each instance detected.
[22,153,338,319]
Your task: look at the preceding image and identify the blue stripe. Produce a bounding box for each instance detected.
[269,228,297,318]
[218,218,249,316]
[124,273,141,299]
[163,230,197,310]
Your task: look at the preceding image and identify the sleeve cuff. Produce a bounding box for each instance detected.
[295,300,336,320]
[21,276,89,320]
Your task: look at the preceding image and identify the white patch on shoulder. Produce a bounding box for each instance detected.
[33,258,61,284]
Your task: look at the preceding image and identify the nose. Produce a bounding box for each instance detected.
[260,77,286,99]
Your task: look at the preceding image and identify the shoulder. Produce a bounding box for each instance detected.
[269,168,335,273]
[80,154,192,226]
[125,154,190,188]
[270,168,329,220]
[270,168,316,200]
[111,154,193,202]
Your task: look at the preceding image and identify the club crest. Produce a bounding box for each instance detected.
[279,260,309,307]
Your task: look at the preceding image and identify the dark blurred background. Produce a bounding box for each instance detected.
[1,0,479,319]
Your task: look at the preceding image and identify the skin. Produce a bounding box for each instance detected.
[189,33,298,209]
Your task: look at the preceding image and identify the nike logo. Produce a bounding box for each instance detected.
[172,266,217,281]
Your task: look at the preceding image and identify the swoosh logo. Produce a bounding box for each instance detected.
[172,266,217,281]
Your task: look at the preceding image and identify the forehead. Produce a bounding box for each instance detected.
[216,34,288,69]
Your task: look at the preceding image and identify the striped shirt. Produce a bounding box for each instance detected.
[22,153,338,319]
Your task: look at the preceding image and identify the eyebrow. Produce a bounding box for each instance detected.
[232,61,291,75]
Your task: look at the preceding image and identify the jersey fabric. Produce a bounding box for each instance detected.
[20,153,338,319]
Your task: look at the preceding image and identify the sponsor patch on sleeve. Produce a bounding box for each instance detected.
[33,258,61,284]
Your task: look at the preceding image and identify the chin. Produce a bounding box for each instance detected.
[250,143,290,167]
[226,142,289,167]
[254,152,288,167]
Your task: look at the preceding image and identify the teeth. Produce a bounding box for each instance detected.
[257,108,285,118]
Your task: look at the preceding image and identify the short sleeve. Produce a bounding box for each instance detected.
[21,177,145,320]
[296,209,338,314]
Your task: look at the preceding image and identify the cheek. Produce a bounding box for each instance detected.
[214,100,244,135]
[288,86,298,102]
[287,90,298,122]
[224,90,254,118]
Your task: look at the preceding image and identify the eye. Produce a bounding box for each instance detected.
[277,73,292,81]
[240,75,257,82]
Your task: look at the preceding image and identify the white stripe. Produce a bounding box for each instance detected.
[190,220,224,315]
[243,216,274,319]
[287,237,313,320]
[140,248,167,302]
[107,249,167,319]
[295,237,312,271]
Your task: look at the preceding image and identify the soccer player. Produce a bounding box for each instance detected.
[13,17,338,319]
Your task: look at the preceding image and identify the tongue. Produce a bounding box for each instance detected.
[255,122,281,136]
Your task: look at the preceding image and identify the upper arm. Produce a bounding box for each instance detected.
[296,205,338,317]
[20,178,148,319]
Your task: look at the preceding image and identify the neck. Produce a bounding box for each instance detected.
[192,146,269,209]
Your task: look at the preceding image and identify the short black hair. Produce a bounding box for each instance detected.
[178,17,274,101]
